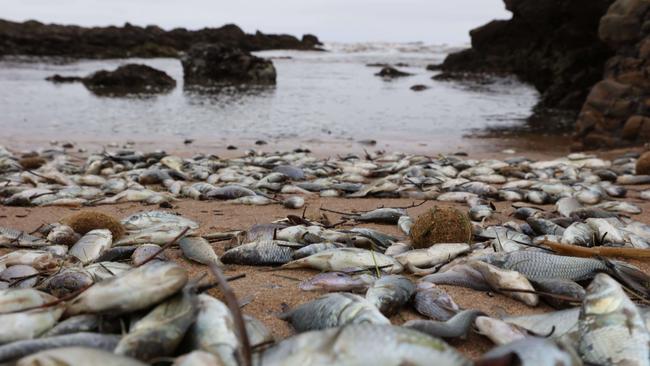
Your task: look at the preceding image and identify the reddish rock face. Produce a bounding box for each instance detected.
[573,0,650,149]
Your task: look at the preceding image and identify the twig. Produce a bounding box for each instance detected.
[208,264,252,366]
[137,226,190,267]
[389,200,427,210]
[197,273,246,293]
[542,240,650,260]
[319,207,357,216]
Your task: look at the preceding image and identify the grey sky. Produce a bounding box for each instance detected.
[1,0,510,45]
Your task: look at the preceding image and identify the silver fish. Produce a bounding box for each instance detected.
[474,316,529,345]
[365,275,415,316]
[479,337,582,366]
[470,260,538,306]
[260,324,470,366]
[16,347,146,366]
[179,236,223,267]
[282,248,403,274]
[0,332,119,363]
[405,309,484,339]
[420,264,490,291]
[280,293,390,332]
[68,229,112,265]
[222,240,294,266]
[299,272,376,292]
[43,314,100,337]
[578,273,650,366]
[187,294,238,366]
[121,211,199,231]
[413,282,461,321]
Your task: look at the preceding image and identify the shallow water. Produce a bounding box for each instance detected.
[0,42,542,152]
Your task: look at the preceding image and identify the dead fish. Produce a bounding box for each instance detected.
[0,227,47,247]
[420,264,490,291]
[186,294,238,366]
[260,324,471,366]
[352,208,407,225]
[470,261,538,306]
[503,308,580,339]
[69,229,112,265]
[0,288,56,313]
[0,332,120,363]
[384,242,412,256]
[121,211,199,231]
[281,247,403,274]
[395,243,470,273]
[205,185,256,200]
[365,275,415,316]
[282,196,305,209]
[16,347,146,366]
[578,273,650,366]
[231,195,273,205]
[131,244,165,266]
[179,236,223,267]
[95,245,138,262]
[397,216,413,235]
[405,309,484,339]
[478,337,582,366]
[413,282,461,321]
[299,272,376,292]
[173,351,222,366]
[556,197,582,218]
[293,242,344,259]
[65,261,188,316]
[38,268,93,298]
[533,279,584,309]
[115,284,198,361]
[474,316,529,346]
[244,315,274,347]
[221,240,294,266]
[0,265,38,288]
[43,314,100,337]
[84,261,132,281]
[561,222,595,247]
[585,218,625,244]
[526,217,565,236]
[0,250,59,273]
[0,304,65,345]
[280,293,390,332]
[115,224,191,246]
[469,205,493,221]
[617,174,650,185]
[46,225,80,246]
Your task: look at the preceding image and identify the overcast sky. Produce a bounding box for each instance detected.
[1,0,510,45]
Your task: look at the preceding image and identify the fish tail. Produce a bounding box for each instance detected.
[604,259,650,298]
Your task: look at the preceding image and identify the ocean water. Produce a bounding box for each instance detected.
[0,43,540,151]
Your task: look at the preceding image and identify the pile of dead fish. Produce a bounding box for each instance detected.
[2,145,650,211]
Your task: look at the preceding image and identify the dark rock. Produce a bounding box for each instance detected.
[0,19,321,59]
[426,64,442,71]
[375,67,412,78]
[395,62,409,67]
[439,0,615,112]
[255,140,268,145]
[82,64,176,95]
[410,84,429,91]
[181,44,276,85]
[45,74,83,83]
[226,145,238,150]
[366,63,390,68]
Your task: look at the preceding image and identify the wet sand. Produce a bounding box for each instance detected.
[2,181,649,359]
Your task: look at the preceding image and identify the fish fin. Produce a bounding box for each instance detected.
[603,259,650,298]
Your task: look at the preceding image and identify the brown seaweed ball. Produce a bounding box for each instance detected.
[410,206,472,249]
[636,152,650,175]
[18,157,47,170]
[61,211,125,239]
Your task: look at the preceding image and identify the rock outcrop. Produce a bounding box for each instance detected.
[573,0,650,149]
[439,0,615,112]
[82,64,176,95]
[0,19,322,59]
[181,44,276,85]
[375,67,412,78]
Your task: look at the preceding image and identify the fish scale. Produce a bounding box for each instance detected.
[495,251,610,282]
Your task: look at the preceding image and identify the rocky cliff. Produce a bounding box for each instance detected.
[573,0,650,149]
[0,19,322,58]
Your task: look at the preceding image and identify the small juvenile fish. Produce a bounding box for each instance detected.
[532,279,584,309]
[43,314,100,337]
[282,196,305,209]
[384,242,412,256]
[405,309,484,339]
[280,293,390,332]
[395,243,470,273]
[413,282,461,321]
[281,248,403,274]
[46,224,80,246]
[561,222,595,247]
[179,236,223,267]
[84,261,132,281]
[68,229,112,265]
[0,265,38,288]
[121,211,199,231]
[470,261,538,307]
[95,245,138,262]
[365,275,415,316]
[221,240,294,266]
[0,304,65,344]
[131,244,165,266]
[16,347,146,366]
[352,208,407,224]
[205,185,256,200]
[299,272,376,292]
[115,224,190,246]
[39,268,94,298]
